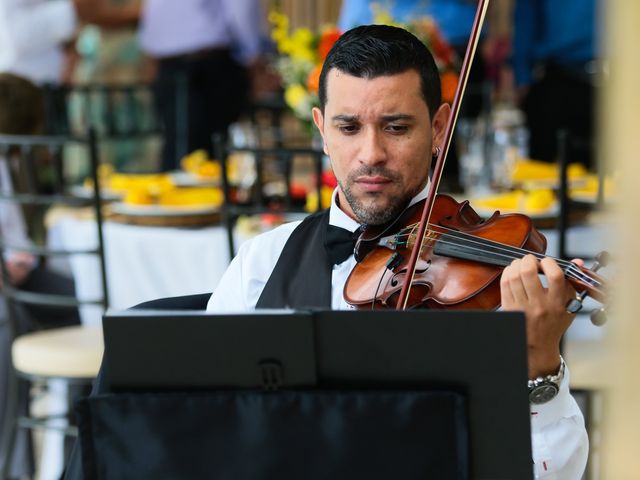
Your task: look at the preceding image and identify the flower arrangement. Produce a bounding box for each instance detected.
[269,6,460,124]
[269,11,341,123]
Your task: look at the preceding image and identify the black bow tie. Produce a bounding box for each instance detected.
[324,225,363,265]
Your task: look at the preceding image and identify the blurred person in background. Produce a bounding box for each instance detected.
[512,0,599,168]
[138,0,272,171]
[0,0,139,86]
[0,73,81,479]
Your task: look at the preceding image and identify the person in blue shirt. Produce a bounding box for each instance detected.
[512,0,599,167]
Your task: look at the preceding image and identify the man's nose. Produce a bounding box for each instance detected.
[358,128,386,166]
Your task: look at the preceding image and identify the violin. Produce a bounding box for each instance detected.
[344,194,607,312]
[342,0,608,321]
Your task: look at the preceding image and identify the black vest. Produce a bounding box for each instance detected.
[256,210,333,309]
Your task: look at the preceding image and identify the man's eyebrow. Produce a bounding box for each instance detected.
[382,114,414,121]
[331,114,415,122]
[331,114,358,122]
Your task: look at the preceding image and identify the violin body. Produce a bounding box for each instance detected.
[344,194,547,310]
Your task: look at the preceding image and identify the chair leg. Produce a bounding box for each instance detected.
[0,368,20,480]
[0,372,36,480]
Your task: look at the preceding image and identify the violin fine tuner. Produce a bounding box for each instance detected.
[590,307,607,326]
[564,251,609,326]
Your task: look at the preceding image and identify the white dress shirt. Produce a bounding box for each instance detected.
[0,0,76,84]
[207,187,589,479]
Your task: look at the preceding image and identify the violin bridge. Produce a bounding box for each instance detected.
[379,234,399,250]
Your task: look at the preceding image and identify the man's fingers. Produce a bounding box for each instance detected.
[518,254,545,300]
[540,257,575,306]
[502,258,529,306]
[571,258,585,268]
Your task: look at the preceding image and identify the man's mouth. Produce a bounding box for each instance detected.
[354,176,392,192]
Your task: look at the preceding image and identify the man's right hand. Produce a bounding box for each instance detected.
[1,253,35,288]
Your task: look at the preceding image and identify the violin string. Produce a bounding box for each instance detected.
[392,221,597,288]
[423,230,599,288]
[414,234,599,290]
[416,234,599,290]
[395,222,575,268]
[395,221,580,271]
[392,224,601,290]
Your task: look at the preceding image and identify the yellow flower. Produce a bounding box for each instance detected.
[371,3,400,26]
[268,10,289,27]
[289,28,316,62]
[284,84,308,110]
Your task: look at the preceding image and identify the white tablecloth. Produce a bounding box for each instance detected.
[49,219,233,324]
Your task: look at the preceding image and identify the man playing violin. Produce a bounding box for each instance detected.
[207,25,587,478]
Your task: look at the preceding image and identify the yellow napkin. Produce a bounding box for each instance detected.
[473,189,555,213]
[511,159,588,184]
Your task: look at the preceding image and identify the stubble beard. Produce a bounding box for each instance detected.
[338,166,426,226]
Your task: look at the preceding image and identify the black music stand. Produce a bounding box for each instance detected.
[76,310,533,480]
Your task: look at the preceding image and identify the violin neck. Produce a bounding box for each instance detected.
[431,231,605,300]
[432,231,542,268]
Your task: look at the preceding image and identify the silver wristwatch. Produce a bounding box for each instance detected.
[528,356,565,405]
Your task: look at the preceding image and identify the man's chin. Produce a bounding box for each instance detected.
[352,199,406,226]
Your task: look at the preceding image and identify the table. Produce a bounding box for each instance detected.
[49,218,233,325]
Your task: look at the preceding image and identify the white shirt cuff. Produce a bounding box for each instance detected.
[529,363,579,429]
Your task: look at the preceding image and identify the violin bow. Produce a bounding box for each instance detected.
[397,0,491,310]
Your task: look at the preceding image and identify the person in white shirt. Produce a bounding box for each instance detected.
[208,25,588,478]
[0,0,139,85]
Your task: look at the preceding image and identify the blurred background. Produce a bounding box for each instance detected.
[0,0,637,479]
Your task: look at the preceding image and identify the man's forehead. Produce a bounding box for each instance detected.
[325,67,422,86]
[324,68,427,110]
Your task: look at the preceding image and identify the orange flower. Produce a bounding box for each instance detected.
[440,70,459,104]
[306,64,322,94]
[318,29,342,61]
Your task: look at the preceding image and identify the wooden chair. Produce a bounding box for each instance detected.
[0,131,108,479]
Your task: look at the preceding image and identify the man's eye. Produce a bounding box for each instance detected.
[338,124,359,134]
[386,124,409,134]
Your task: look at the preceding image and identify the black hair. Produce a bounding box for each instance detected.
[0,73,45,135]
[318,24,442,119]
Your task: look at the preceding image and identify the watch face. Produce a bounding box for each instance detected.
[529,383,559,404]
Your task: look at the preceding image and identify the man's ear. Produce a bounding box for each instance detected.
[431,103,451,151]
[311,107,328,155]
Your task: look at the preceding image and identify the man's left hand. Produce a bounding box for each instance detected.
[501,254,580,378]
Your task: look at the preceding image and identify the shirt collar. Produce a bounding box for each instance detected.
[328,182,431,232]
